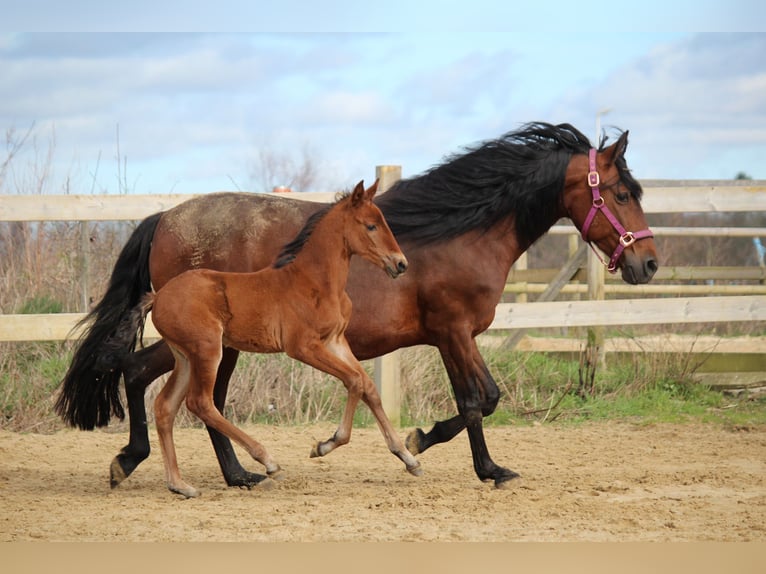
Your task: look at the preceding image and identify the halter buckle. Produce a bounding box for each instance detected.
[619,231,636,247]
[587,171,600,187]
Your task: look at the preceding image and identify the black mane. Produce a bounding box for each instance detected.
[376,122,598,247]
[272,197,339,269]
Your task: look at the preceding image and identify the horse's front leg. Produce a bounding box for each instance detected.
[407,337,518,488]
[405,414,465,456]
[205,346,272,488]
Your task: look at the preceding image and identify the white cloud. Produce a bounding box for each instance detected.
[544,33,766,179]
[2,32,765,197]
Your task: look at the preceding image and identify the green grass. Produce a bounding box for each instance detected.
[1,341,764,433]
[479,347,766,428]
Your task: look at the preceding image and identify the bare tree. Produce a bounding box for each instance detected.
[0,124,36,192]
[248,144,319,193]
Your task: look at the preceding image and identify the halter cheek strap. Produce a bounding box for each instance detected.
[580,148,654,273]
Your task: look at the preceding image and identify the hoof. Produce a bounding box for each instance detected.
[495,470,521,490]
[227,473,269,489]
[267,467,285,482]
[310,441,330,458]
[405,428,425,455]
[169,484,200,499]
[109,458,128,489]
[406,461,423,477]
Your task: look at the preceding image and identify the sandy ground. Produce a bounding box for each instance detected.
[1,421,765,542]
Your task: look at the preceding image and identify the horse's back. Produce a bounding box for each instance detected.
[149,192,324,289]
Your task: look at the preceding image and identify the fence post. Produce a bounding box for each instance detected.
[586,247,606,367]
[79,221,90,313]
[514,253,528,304]
[373,165,402,427]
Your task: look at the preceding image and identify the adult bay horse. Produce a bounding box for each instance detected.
[123,180,419,497]
[56,122,658,489]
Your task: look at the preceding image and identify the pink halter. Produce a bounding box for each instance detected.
[580,148,654,273]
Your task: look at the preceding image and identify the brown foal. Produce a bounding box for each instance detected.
[141,180,421,497]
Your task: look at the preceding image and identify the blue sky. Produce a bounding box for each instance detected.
[1,4,765,195]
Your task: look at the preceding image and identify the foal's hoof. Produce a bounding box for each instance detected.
[406,461,423,477]
[267,467,285,482]
[169,484,201,499]
[310,441,330,458]
[405,428,425,455]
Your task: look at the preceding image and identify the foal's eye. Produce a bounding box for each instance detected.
[366,224,377,231]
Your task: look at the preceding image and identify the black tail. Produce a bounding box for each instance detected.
[54,212,162,430]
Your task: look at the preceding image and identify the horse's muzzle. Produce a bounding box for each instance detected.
[621,252,658,285]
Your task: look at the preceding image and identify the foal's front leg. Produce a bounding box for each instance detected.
[292,338,421,476]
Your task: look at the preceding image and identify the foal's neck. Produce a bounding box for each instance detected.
[286,209,352,295]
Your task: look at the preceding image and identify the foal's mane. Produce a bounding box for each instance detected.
[376,122,638,247]
[272,192,348,269]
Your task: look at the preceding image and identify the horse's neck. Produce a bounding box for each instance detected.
[485,206,563,274]
[289,213,351,296]
[515,193,568,255]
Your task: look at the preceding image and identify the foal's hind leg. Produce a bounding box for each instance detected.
[154,350,200,498]
[185,349,282,483]
[205,347,272,488]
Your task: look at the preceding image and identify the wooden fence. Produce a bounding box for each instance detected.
[2,175,765,425]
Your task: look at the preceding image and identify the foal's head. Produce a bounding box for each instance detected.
[345,179,408,278]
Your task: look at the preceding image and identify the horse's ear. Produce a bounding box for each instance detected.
[351,180,366,207]
[365,178,380,201]
[607,130,629,165]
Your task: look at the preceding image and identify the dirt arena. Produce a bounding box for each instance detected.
[1,421,765,542]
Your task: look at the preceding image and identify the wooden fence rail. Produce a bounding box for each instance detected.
[3,294,765,343]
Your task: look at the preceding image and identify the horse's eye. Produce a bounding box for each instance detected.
[366,224,377,231]
[615,191,630,204]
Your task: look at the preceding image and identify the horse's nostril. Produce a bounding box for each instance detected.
[397,260,408,274]
[644,257,659,279]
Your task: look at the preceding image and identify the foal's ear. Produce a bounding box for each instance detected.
[606,130,629,166]
[351,180,366,207]
[365,178,380,201]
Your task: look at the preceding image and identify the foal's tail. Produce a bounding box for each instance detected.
[54,212,162,430]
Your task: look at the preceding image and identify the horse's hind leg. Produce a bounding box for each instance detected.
[154,350,199,498]
[111,340,174,488]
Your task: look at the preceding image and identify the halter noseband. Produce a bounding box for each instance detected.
[580,148,654,273]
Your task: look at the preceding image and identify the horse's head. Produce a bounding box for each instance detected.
[346,179,408,278]
[563,132,658,284]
